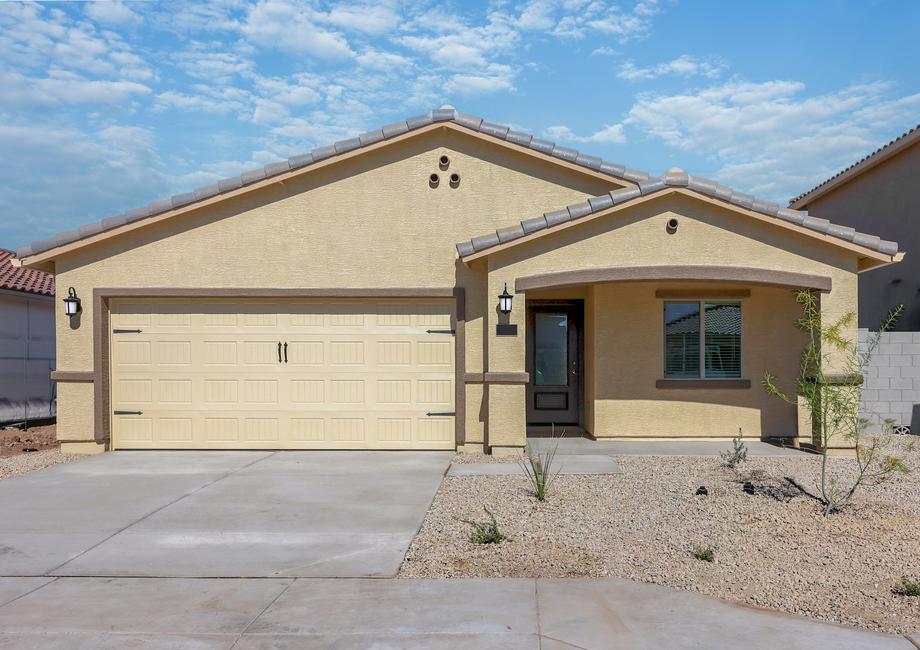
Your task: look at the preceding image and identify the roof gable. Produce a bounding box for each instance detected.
[457,169,901,271]
[790,123,920,208]
[15,107,647,266]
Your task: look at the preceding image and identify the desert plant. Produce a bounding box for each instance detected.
[461,506,506,544]
[692,545,715,562]
[519,423,564,501]
[763,290,910,515]
[720,428,748,468]
[893,576,920,597]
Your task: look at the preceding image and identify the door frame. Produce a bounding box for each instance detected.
[524,299,584,427]
[92,287,465,450]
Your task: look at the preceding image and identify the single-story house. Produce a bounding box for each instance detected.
[0,248,56,425]
[13,107,903,455]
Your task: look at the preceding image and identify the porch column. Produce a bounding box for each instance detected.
[485,265,527,455]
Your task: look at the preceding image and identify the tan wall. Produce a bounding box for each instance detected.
[486,192,859,443]
[50,128,619,445]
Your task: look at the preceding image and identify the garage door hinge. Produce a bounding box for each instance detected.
[425,411,456,417]
[425,329,455,335]
[113,329,143,333]
[113,410,143,415]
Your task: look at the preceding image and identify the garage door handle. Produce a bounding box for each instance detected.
[426,329,455,335]
[114,410,143,415]
[283,342,288,363]
[278,342,282,363]
[426,411,455,416]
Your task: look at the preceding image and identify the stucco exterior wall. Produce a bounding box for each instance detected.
[803,141,920,330]
[486,193,859,443]
[50,128,619,447]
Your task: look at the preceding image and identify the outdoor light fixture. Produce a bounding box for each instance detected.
[498,283,513,315]
[63,287,81,316]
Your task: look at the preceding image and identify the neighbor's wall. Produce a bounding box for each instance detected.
[859,329,920,429]
[486,192,859,442]
[0,291,55,424]
[49,128,623,450]
[803,141,920,330]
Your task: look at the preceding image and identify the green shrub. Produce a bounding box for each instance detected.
[520,424,563,501]
[692,545,715,563]
[893,576,920,597]
[461,507,506,544]
[720,428,748,469]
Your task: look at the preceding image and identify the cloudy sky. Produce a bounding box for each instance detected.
[1,0,918,249]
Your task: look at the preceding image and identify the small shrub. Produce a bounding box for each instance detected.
[720,428,748,469]
[893,576,920,597]
[692,545,715,563]
[461,507,506,544]
[520,424,564,501]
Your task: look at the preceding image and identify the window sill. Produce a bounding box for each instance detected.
[656,379,751,389]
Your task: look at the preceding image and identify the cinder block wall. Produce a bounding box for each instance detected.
[859,329,920,429]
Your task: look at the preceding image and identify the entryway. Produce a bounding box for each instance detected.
[525,300,583,429]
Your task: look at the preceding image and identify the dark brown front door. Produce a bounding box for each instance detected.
[526,302,581,425]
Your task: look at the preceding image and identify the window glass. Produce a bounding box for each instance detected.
[534,313,568,385]
[704,303,741,378]
[664,302,700,378]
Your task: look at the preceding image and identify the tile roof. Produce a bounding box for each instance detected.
[1,249,54,296]
[455,167,899,258]
[15,107,651,260]
[790,123,920,208]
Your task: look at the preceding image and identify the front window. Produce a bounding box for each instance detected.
[664,301,741,379]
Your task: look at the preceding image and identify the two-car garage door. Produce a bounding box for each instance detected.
[110,299,456,450]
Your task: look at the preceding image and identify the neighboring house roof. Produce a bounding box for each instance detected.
[15,107,650,262]
[0,248,54,295]
[455,167,900,261]
[790,124,920,209]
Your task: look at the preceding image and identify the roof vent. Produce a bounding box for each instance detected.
[429,173,440,188]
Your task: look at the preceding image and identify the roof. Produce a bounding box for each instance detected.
[15,107,650,261]
[790,123,920,208]
[0,249,54,296]
[456,167,900,260]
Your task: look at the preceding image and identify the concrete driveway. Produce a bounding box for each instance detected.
[0,450,451,578]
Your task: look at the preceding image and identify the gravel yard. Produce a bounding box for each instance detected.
[401,436,920,635]
[0,448,81,480]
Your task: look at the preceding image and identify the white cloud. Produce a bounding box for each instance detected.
[355,49,413,71]
[325,2,401,35]
[620,79,920,200]
[617,54,726,81]
[590,46,617,57]
[545,123,627,144]
[0,70,150,106]
[242,0,354,59]
[85,1,143,27]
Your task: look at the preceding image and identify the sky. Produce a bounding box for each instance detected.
[1,0,919,250]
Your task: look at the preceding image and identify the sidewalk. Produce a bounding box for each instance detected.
[0,576,911,649]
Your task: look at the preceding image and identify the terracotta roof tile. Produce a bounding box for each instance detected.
[0,249,54,296]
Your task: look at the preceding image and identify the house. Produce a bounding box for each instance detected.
[12,107,902,455]
[0,248,56,425]
[791,124,920,431]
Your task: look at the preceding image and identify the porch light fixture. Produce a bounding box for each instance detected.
[498,283,513,315]
[63,287,81,316]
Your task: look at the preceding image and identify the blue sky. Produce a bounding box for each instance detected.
[1,0,918,250]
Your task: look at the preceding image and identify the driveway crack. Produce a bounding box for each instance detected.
[230,577,296,649]
[44,452,278,576]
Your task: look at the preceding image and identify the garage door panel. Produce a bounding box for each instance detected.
[111,300,455,450]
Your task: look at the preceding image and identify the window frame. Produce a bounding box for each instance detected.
[662,299,742,380]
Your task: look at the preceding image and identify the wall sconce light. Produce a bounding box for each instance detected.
[63,287,81,316]
[498,283,513,315]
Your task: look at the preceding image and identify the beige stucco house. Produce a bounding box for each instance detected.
[12,107,903,455]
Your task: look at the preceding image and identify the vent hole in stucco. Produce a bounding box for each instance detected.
[666,217,679,234]
[439,154,450,170]
[449,172,460,188]
[429,173,440,187]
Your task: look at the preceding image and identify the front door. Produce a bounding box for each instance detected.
[526,302,581,426]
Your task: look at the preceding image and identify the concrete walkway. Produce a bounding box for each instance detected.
[0,577,910,649]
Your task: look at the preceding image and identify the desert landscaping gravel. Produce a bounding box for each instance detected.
[401,436,920,635]
[0,449,81,481]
